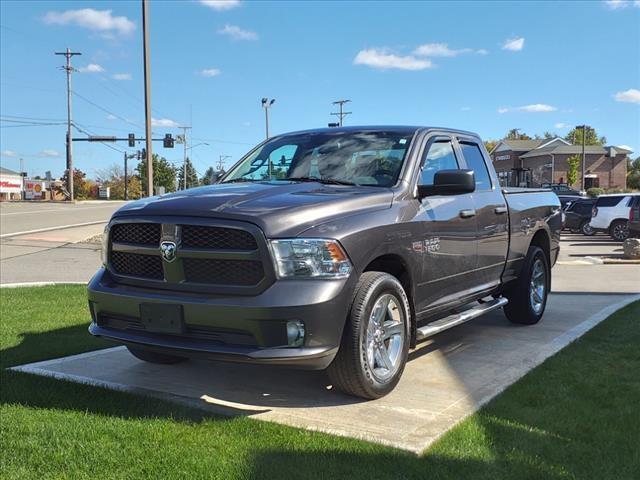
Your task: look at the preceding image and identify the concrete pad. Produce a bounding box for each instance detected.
[12,293,638,454]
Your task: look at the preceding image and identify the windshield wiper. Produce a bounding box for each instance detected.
[285,176,356,186]
[222,177,260,184]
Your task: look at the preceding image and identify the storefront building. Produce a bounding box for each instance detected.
[490,138,630,189]
[0,166,23,201]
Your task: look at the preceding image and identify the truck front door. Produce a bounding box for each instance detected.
[413,136,479,313]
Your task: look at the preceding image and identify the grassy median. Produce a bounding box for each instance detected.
[1,285,638,479]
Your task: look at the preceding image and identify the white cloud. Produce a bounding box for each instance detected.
[112,73,132,80]
[460,107,472,111]
[498,104,557,113]
[199,68,221,77]
[413,43,472,57]
[43,9,135,36]
[604,0,640,9]
[554,122,570,129]
[476,49,489,55]
[151,118,181,128]
[354,48,434,71]
[1,150,17,157]
[37,149,60,158]
[217,24,258,41]
[200,0,241,11]
[502,37,525,51]
[614,88,640,104]
[78,63,105,73]
[106,114,117,121]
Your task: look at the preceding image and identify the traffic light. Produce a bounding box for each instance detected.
[163,133,174,148]
[128,133,135,147]
[141,148,146,160]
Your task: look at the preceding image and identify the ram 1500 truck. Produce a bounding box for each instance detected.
[88,126,561,399]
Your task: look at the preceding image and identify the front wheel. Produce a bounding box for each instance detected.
[327,272,410,399]
[581,221,595,236]
[609,220,629,241]
[503,246,549,325]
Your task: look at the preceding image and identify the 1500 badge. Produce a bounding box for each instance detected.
[412,237,441,254]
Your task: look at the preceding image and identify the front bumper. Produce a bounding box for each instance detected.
[88,268,355,370]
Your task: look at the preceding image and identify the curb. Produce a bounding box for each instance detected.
[0,221,106,239]
[0,281,87,289]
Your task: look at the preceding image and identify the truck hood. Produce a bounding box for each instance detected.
[113,181,393,237]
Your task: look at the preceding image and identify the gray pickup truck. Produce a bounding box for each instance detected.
[88,126,561,399]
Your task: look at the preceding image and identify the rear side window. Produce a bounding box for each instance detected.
[596,196,623,207]
[575,203,593,215]
[460,142,492,190]
[420,140,459,185]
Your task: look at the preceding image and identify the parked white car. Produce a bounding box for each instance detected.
[590,193,640,241]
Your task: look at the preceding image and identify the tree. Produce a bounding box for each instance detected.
[61,168,93,199]
[566,155,581,187]
[628,156,640,190]
[484,139,499,153]
[505,129,531,140]
[201,166,220,185]
[96,163,142,200]
[564,126,606,146]
[136,154,177,196]
[176,157,199,190]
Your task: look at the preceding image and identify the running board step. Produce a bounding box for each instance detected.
[416,297,508,341]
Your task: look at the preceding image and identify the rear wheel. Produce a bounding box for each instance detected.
[327,272,410,399]
[609,220,629,241]
[581,221,595,236]
[127,345,187,364]
[503,246,549,325]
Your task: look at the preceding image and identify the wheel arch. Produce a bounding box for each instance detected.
[363,253,417,347]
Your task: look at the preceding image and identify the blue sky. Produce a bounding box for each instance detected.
[1,0,639,179]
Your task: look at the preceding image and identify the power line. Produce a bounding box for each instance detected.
[72,90,145,130]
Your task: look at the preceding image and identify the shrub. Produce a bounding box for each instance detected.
[586,187,605,198]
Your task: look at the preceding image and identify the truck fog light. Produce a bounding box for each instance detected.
[286,320,305,347]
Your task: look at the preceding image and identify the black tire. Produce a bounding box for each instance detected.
[327,272,411,399]
[609,220,629,241]
[503,246,549,325]
[126,345,187,364]
[581,221,595,236]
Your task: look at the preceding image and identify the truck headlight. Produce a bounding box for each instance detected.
[269,239,352,279]
[101,224,110,266]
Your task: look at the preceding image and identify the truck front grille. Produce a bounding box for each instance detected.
[110,251,164,280]
[111,223,161,246]
[107,220,272,293]
[181,225,257,250]
[183,258,264,285]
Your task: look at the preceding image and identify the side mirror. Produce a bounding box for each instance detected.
[417,169,475,198]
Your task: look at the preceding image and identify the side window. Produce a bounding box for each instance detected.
[460,142,492,190]
[596,196,623,207]
[420,140,458,185]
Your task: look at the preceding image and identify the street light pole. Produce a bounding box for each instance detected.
[577,125,587,192]
[142,0,153,197]
[261,98,275,139]
[179,126,192,190]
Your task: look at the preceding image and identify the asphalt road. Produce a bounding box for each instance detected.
[0,201,125,237]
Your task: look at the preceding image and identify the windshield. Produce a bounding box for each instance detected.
[222,130,415,187]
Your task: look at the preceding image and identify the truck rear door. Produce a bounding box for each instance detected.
[456,138,509,290]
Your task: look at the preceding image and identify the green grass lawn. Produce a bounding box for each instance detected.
[1,285,638,479]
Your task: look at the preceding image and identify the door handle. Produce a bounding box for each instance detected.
[459,209,476,218]
[494,206,508,215]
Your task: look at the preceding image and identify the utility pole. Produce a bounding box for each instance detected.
[261,98,275,139]
[331,99,352,127]
[123,152,137,200]
[178,126,192,190]
[577,125,587,192]
[142,0,153,197]
[55,48,81,201]
[217,155,231,172]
